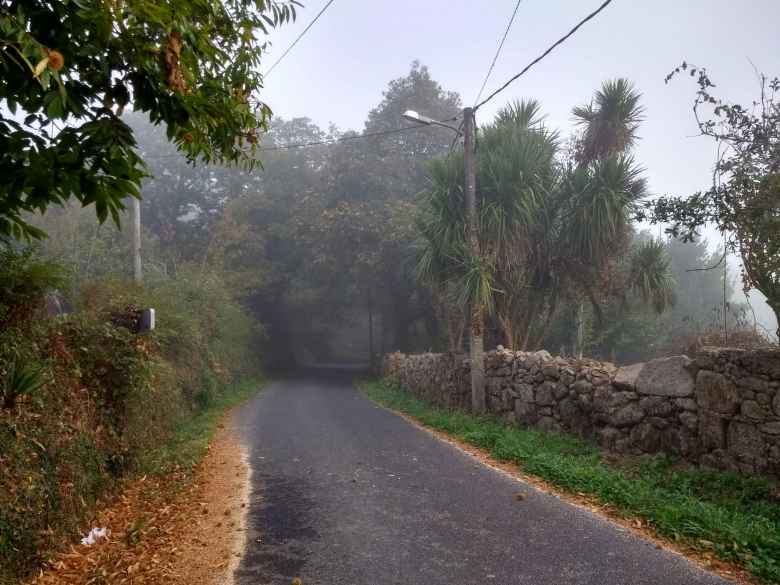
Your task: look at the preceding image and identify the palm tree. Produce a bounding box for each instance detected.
[566,79,672,356]
[573,78,645,164]
[417,85,674,353]
[629,239,676,313]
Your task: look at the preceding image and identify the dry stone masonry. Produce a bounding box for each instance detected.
[382,347,780,477]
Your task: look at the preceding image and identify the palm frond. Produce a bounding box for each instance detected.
[629,239,676,313]
[493,99,545,129]
[562,154,646,265]
[574,78,645,163]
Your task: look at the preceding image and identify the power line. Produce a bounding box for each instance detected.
[473,0,523,106]
[259,124,425,150]
[256,113,459,151]
[142,124,428,159]
[263,0,337,78]
[475,0,616,111]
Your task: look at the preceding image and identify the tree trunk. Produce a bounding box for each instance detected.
[519,295,542,351]
[367,287,375,368]
[447,311,460,352]
[131,197,142,283]
[572,302,585,358]
[470,302,486,412]
[444,299,467,352]
[497,313,514,349]
[530,292,560,351]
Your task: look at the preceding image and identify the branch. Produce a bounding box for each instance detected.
[686,250,726,272]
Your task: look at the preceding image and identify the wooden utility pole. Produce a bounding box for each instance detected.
[463,107,485,413]
[131,197,142,283]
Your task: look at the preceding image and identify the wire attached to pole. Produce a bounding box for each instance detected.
[142,124,430,159]
[473,0,523,106]
[263,0,338,78]
[475,0,616,111]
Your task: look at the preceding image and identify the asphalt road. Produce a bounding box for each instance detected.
[232,370,732,585]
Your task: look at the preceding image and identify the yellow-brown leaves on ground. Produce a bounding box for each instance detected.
[29,427,249,585]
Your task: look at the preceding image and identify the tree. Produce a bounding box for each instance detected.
[363,61,462,201]
[204,64,463,364]
[418,86,674,352]
[573,78,644,163]
[357,62,462,352]
[291,62,463,354]
[567,78,673,356]
[127,111,260,266]
[647,64,779,340]
[664,237,734,331]
[0,0,298,238]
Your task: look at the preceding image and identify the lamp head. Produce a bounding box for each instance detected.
[402,110,429,125]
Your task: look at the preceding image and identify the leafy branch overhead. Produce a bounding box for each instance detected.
[643,63,780,337]
[0,0,299,239]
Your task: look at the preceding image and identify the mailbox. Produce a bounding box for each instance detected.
[139,308,156,332]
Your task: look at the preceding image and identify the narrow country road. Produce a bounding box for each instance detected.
[232,370,732,585]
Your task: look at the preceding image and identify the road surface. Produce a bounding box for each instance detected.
[232,370,731,585]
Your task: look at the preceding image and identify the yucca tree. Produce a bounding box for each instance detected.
[629,239,676,313]
[573,78,645,163]
[566,79,674,355]
[417,98,655,350]
[417,84,674,353]
[416,150,470,350]
[477,101,559,349]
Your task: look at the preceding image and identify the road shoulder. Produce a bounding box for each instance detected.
[360,382,756,585]
[29,418,251,585]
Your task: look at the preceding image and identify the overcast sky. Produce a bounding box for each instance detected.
[257,0,780,336]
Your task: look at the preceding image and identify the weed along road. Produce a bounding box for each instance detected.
[231,370,732,585]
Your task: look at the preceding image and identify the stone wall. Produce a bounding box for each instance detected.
[382,347,780,477]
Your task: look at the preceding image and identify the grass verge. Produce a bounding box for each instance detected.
[138,377,263,474]
[360,378,780,584]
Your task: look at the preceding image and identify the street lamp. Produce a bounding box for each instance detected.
[402,110,463,134]
[401,106,486,414]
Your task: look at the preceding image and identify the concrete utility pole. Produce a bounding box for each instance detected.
[462,107,485,413]
[402,107,486,413]
[131,197,142,283]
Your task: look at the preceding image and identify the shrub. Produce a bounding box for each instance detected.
[0,253,263,582]
[0,244,66,328]
[77,267,263,408]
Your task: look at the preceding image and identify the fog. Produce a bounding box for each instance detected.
[3,0,778,369]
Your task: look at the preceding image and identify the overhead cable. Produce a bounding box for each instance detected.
[475,0,616,110]
[473,0,523,106]
[142,124,429,159]
[263,0,337,78]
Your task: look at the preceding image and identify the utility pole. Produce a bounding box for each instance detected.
[131,197,142,283]
[463,107,485,413]
[367,286,375,370]
[401,107,485,412]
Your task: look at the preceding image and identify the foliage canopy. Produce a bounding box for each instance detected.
[0,0,298,238]
[417,83,675,351]
[646,64,780,338]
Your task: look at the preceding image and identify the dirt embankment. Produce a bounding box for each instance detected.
[28,422,251,585]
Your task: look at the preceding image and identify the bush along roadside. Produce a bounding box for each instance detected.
[360,379,780,584]
[0,247,263,584]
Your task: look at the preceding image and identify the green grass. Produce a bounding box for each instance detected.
[139,377,264,474]
[360,379,780,584]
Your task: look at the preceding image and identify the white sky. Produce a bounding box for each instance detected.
[257,0,780,336]
[260,0,779,199]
